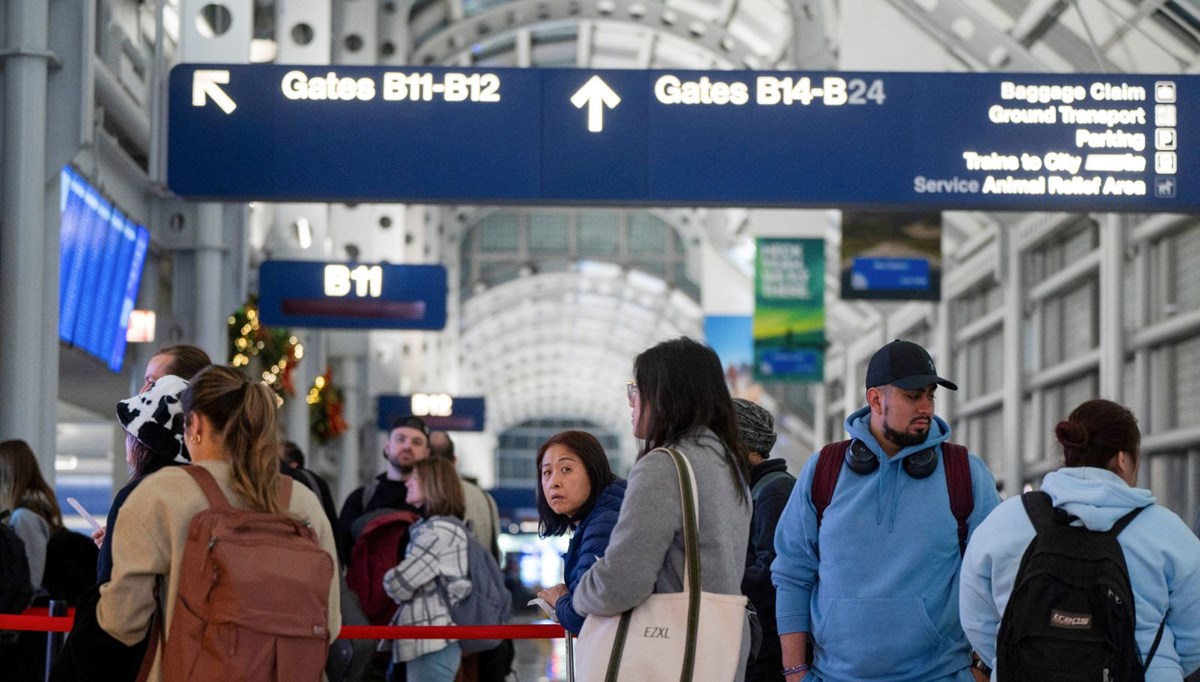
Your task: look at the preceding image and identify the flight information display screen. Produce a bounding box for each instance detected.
[59,167,150,373]
[169,66,1193,211]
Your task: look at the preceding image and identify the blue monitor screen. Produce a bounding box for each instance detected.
[59,167,150,372]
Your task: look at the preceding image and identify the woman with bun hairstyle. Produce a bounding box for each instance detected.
[96,365,340,681]
[959,399,1200,680]
[534,430,627,635]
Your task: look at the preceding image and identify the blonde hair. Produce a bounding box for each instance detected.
[182,366,282,513]
[411,458,465,520]
[0,440,64,530]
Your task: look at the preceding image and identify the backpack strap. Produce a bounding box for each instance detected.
[813,440,851,527]
[183,466,233,510]
[1144,617,1166,670]
[361,478,380,510]
[752,470,792,501]
[1108,504,1148,537]
[1020,490,1058,535]
[298,468,321,496]
[941,443,974,556]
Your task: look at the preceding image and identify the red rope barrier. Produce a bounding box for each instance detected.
[0,614,73,633]
[339,624,565,640]
[0,612,565,640]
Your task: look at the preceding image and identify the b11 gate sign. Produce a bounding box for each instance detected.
[170,65,1195,211]
[257,260,446,330]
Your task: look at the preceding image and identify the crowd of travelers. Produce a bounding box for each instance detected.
[1,337,1198,681]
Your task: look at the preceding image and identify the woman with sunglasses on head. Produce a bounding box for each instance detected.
[534,430,627,635]
[572,337,754,679]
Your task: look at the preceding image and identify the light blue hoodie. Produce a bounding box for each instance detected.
[773,406,1001,682]
[960,467,1200,680]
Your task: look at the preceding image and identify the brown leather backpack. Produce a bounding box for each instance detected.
[155,466,334,681]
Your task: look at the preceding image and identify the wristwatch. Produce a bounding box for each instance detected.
[971,656,992,676]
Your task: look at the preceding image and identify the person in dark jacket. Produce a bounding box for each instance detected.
[533,430,627,635]
[337,416,429,565]
[734,398,796,682]
[52,374,194,682]
[280,440,339,537]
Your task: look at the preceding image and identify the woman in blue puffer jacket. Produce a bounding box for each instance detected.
[534,430,626,634]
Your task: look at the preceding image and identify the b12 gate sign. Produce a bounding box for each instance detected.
[171,65,1195,211]
[257,260,446,330]
[378,394,486,432]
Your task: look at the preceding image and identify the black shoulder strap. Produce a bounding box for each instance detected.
[813,441,851,527]
[752,470,791,501]
[362,478,380,510]
[1021,491,1057,535]
[1109,504,1148,537]
[941,443,974,556]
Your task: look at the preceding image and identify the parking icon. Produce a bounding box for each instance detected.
[1156,128,1177,150]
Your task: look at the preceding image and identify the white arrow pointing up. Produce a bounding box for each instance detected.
[570,76,621,133]
[192,70,237,114]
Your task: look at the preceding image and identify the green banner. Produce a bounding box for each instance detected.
[754,238,825,381]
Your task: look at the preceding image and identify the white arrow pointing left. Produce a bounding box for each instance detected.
[570,76,621,133]
[192,70,237,114]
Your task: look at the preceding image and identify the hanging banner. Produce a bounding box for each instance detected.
[840,212,943,301]
[753,238,825,381]
[705,315,764,401]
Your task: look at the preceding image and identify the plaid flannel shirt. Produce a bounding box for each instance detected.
[382,515,471,662]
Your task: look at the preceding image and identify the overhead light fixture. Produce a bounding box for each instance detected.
[294,217,313,249]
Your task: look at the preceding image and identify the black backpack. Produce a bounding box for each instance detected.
[996,491,1164,681]
[0,510,34,645]
[43,528,98,606]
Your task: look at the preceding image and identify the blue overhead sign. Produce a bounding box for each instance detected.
[170,65,1194,211]
[257,260,446,330]
[377,395,486,432]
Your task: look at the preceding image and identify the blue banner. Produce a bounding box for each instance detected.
[170,66,1196,211]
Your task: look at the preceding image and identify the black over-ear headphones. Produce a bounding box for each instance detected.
[846,440,939,479]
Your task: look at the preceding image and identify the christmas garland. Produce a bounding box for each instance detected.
[227,295,302,398]
[308,366,348,444]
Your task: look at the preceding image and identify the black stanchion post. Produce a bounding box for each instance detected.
[43,600,66,682]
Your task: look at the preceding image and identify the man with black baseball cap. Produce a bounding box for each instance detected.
[772,339,1001,682]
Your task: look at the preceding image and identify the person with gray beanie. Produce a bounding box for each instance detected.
[734,398,796,682]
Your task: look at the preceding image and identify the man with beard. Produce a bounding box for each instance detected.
[337,416,431,566]
[772,340,1001,682]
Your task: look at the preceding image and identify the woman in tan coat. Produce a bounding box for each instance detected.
[97,365,340,680]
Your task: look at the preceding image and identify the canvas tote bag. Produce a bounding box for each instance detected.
[575,447,748,682]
